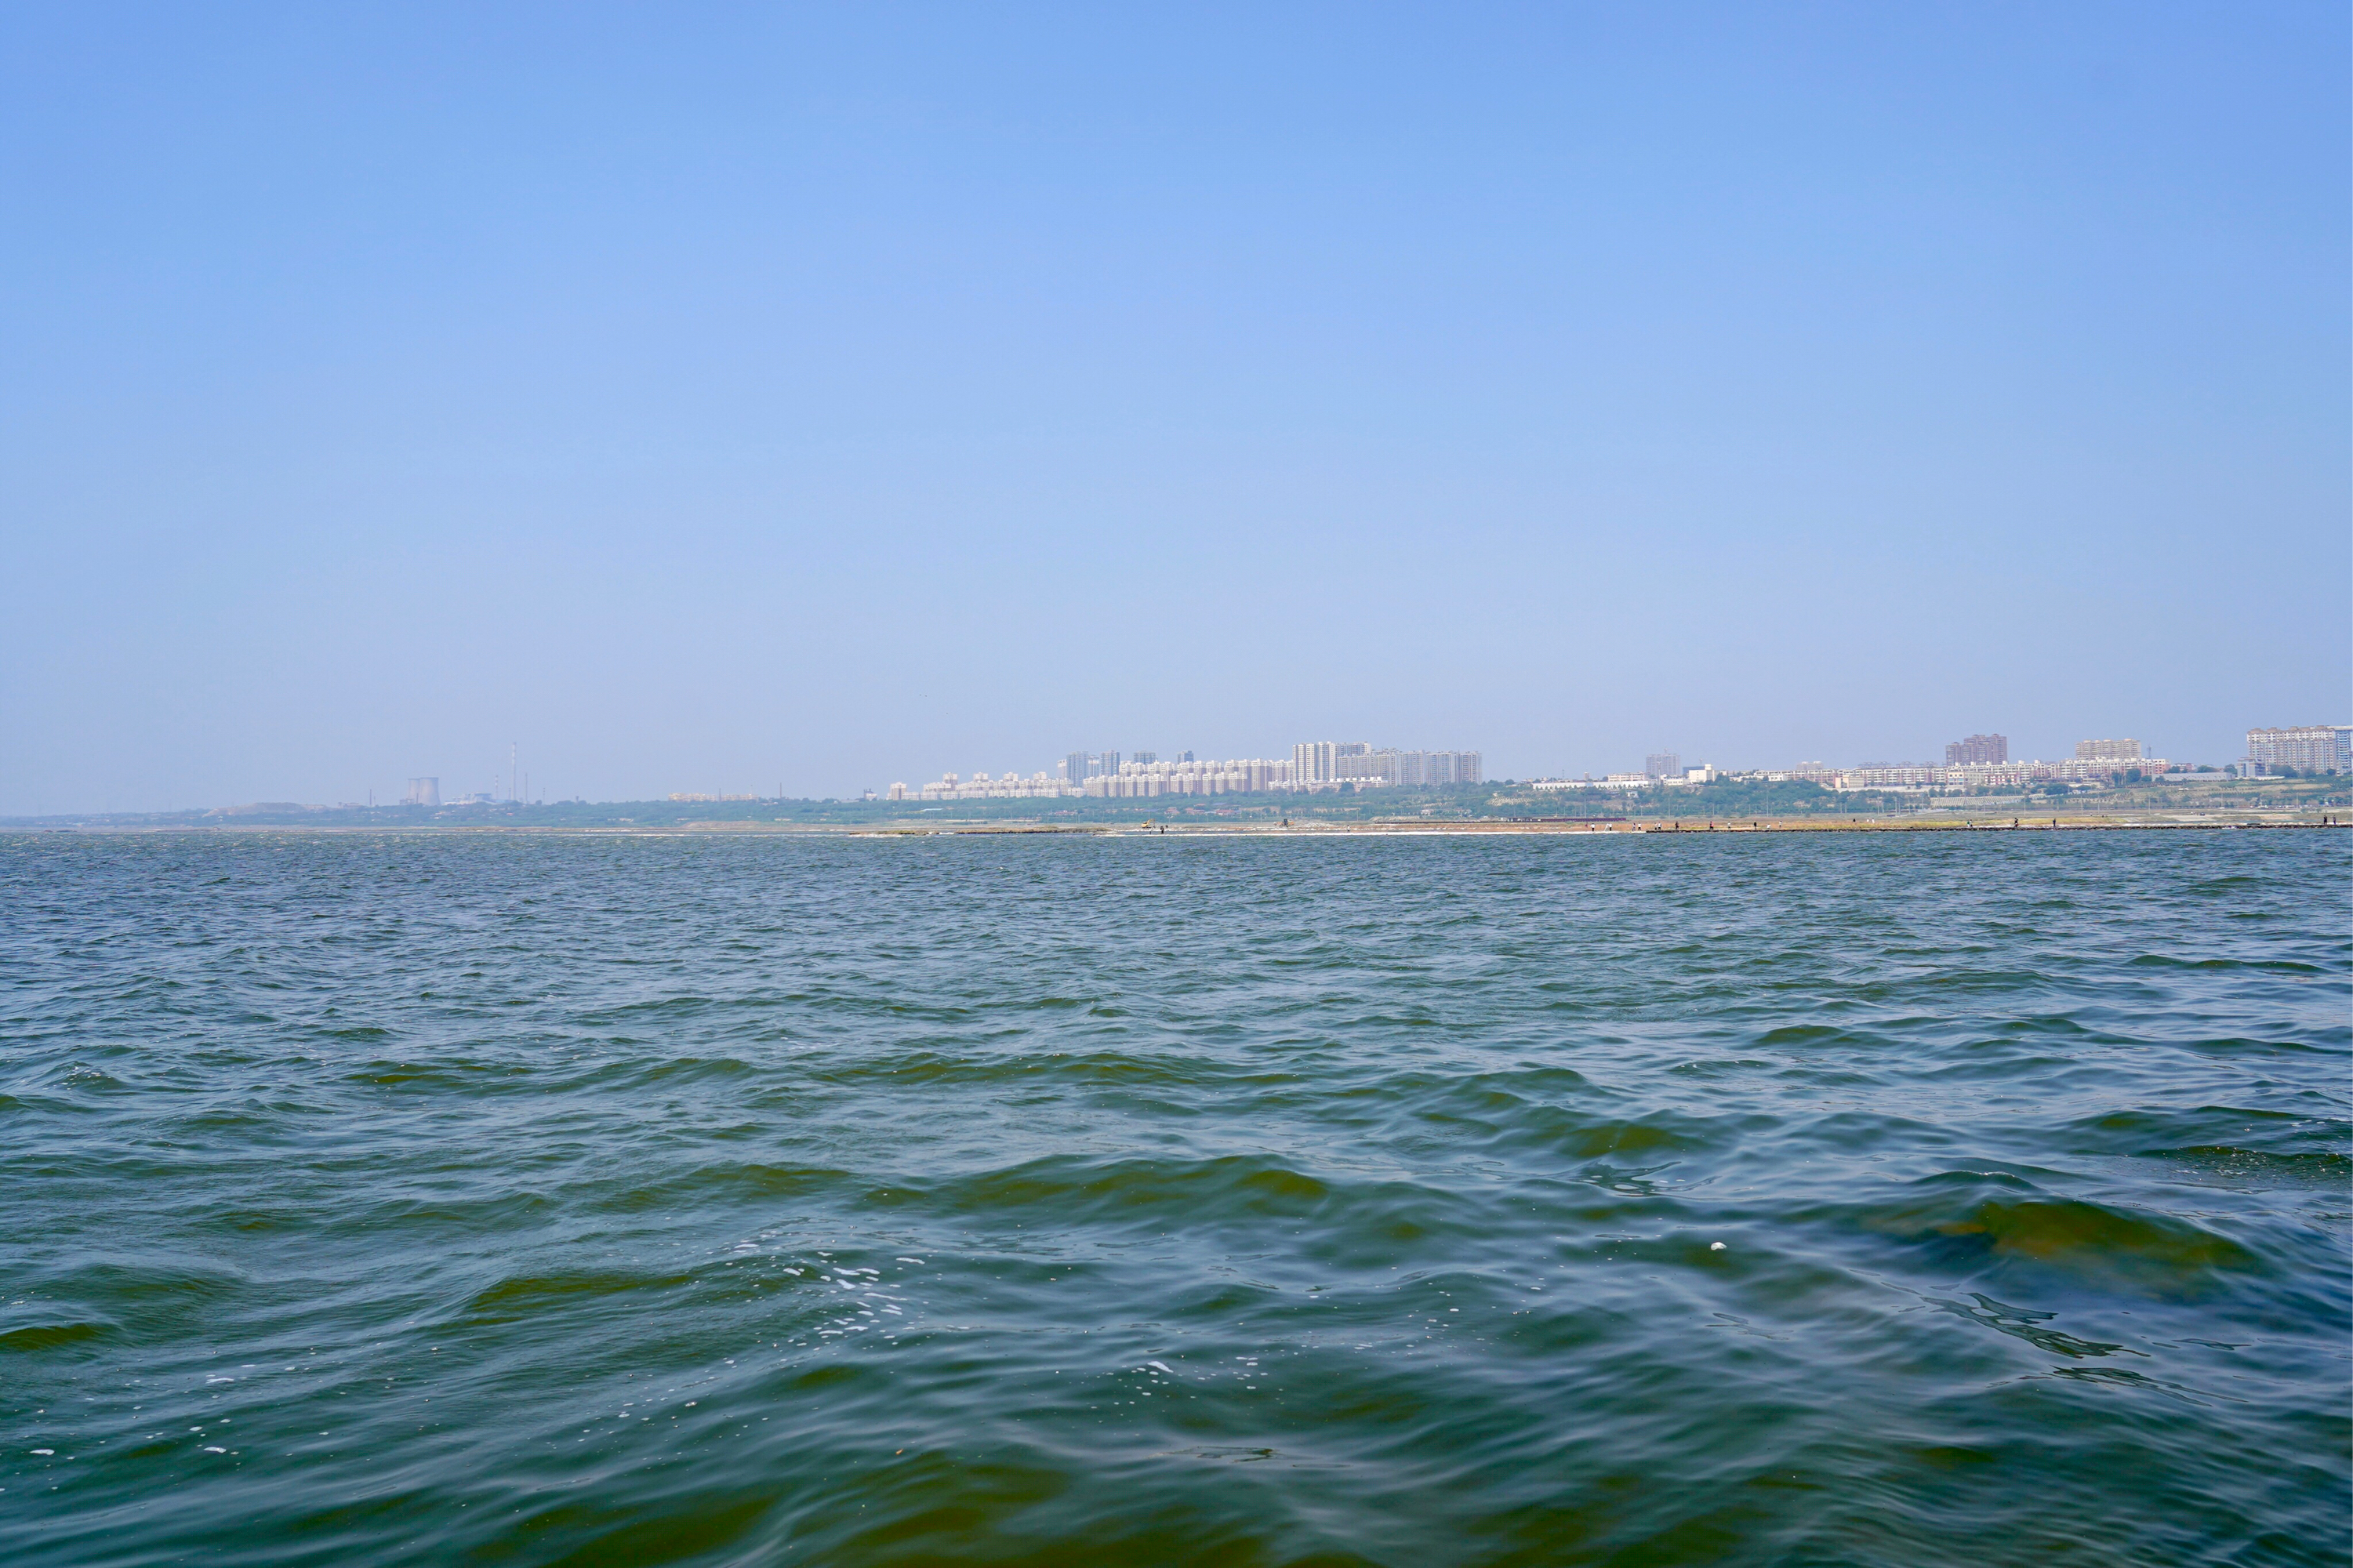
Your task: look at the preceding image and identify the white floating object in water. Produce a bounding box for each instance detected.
[1710,1242,1727,1251]
[1147,1361,1174,1374]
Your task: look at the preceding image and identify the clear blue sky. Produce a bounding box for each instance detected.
[2,2,2344,811]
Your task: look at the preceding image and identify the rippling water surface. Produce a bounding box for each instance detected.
[3,830,2347,1566]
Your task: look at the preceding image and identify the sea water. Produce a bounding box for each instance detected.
[2,829,2345,1566]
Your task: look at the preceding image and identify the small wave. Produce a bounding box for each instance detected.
[1756,1024,1846,1047]
[1856,967,2064,999]
[1667,1058,1774,1076]
[463,1268,700,1323]
[2170,1032,2348,1058]
[198,1207,307,1235]
[594,1162,852,1212]
[1545,1116,1707,1160]
[2064,1107,2351,1178]
[2045,1365,2218,1405]
[1843,1174,2261,1295]
[1928,1292,2135,1359]
[2152,1144,2351,1177]
[2126,954,2324,974]
[0,1321,110,1353]
[41,1262,245,1340]
[1324,1073,1711,1167]
[369,1190,555,1233]
[576,1054,757,1090]
[347,1058,538,1089]
[814,1048,1217,1091]
[867,1152,1450,1236]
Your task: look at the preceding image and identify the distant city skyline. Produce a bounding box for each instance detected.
[53,706,2344,815]
[56,717,2338,817]
[849,721,2347,812]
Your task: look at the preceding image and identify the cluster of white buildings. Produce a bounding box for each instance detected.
[1535,736,2179,795]
[1817,735,2177,789]
[2246,725,2352,775]
[1819,757,2172,791]
[1082,757,1294,798]
[886,741,1483,803]
[884,771,1069,802]
[1534,765,1725,793]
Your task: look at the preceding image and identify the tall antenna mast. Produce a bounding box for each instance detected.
[510,742,517,804]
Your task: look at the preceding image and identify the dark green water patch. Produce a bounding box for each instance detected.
[463,1269,705,1325]
[1849,1177,2264,1296]
[0,1319,111,1353]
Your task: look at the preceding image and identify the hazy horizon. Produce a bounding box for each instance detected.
[4,4,2346,817]
[0,731,2293,819]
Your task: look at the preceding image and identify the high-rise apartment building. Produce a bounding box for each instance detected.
[2074,739,2141,761]
[1644,753,1680,779]
[1292,742,1374,783]
[1064,752,1121,782]
[1291,741,1476,786]
[1379,750,1483,786]
[2246,726,2352,774]
[404,777,440,807]
[1944,734,2008,766]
